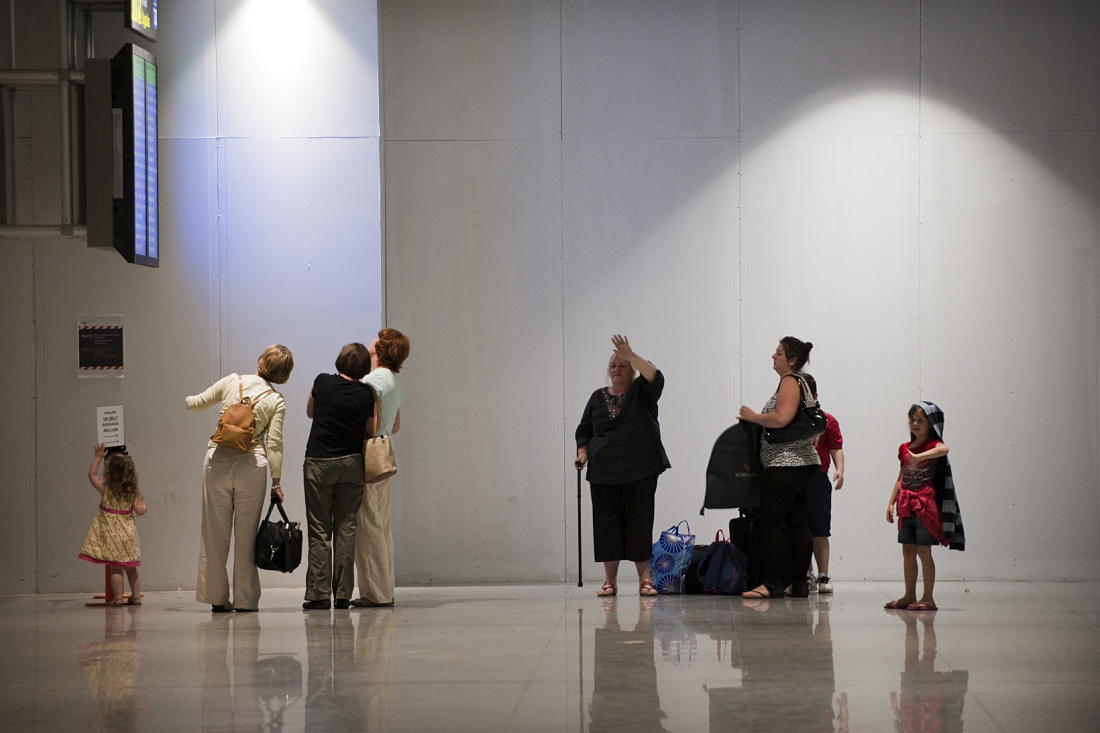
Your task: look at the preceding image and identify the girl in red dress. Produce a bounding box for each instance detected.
[884,405,950,612]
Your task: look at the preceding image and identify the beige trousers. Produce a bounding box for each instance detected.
[196,446,268,609]
[354,475,394,603]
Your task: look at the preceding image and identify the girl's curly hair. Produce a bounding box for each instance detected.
[104,453,141,505]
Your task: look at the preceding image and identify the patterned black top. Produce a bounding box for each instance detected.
[575,371,671,485]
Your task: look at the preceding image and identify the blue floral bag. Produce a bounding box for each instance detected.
[650,521,696,594]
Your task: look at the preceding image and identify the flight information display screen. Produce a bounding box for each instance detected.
[145,59,158,262]
[132,53,147,261]
[126,0,158,43]
[112,44,158,267]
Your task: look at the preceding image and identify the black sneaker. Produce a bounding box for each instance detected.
[302,599,331,610]
[334,599,351,610]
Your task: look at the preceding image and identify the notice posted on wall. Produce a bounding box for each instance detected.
[78,315,124,378]
[98,405,125,447]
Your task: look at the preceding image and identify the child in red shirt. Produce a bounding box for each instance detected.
[884,404,949,611]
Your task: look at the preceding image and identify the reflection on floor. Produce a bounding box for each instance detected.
[2,582,1098,732]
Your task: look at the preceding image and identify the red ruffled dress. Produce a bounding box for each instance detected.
[896,440,946,545]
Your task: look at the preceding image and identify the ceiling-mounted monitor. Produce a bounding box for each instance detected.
[85,44,158,267]
[126,0,158,43]
[114,43,158,266]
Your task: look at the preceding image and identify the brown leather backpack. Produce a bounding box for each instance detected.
[211,376,275,452]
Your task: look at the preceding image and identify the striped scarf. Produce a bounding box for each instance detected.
[913,401,965,551]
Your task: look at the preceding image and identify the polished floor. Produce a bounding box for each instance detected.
[2,581,1098,732]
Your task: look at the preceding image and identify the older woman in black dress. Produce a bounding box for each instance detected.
[575,335,670,597]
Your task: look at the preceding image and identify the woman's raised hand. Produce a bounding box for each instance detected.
[611,334,634,360]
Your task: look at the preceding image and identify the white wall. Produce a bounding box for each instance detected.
[2,0,1096,595]
[382,0,1100,583]
[0,0,381,593]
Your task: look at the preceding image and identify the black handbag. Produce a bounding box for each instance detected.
[684,544,710,594]
[764,374,827,444]
[255,499,303,573]
[728,510,761,592]
[701,421,764,512]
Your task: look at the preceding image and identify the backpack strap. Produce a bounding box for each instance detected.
[251,388,276,406]
[248,387,278,445]
[238,375,275,407]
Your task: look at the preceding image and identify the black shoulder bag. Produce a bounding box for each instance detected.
[763,374,827,444]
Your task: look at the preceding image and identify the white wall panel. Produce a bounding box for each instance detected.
[562,137,740,571]
[217,0,380,139]
[921,0,1099,135]
[383,140,565,582]
[381,0,561,141]
[0,244,37,594]
[562,0,738,140]
[739,131,922,579]
[736,2,925,580]
[218,137,383,590]
[919,130,1100,579]
[382,0,1099,583]
[740,0,919,138]
[4,0,1098,594]
[157,0,218,139]
[2,0,383,594]
[29,137,220,594]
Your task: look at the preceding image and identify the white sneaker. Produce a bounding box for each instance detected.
[816,575,833,594]
[807,575,818,593]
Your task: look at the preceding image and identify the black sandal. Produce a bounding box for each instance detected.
[742,586,772,599]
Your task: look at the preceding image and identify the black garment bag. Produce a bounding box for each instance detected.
[700,421,764,513]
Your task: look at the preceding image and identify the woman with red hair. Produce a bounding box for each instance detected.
[352,328,411,608]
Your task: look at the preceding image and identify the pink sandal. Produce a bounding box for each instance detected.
[908,601,937,611]
[639,580,658,597]
[597,579,617,597]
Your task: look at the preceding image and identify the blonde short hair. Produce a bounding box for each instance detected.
[257,344,294,384]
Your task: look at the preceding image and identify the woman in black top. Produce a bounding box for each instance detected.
[575,335,670,597]
[302,343,374,610]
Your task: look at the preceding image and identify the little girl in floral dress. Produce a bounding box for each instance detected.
[80,443,148,605]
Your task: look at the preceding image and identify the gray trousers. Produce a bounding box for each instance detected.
[303,455,365,601]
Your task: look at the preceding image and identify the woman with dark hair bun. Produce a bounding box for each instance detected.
[352,328,411,608]
[737,336,821,599]
[301,343,375,610]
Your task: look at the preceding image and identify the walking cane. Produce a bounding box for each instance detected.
[576,464,583,587]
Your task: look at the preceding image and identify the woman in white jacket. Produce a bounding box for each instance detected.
[186,344,294,612]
